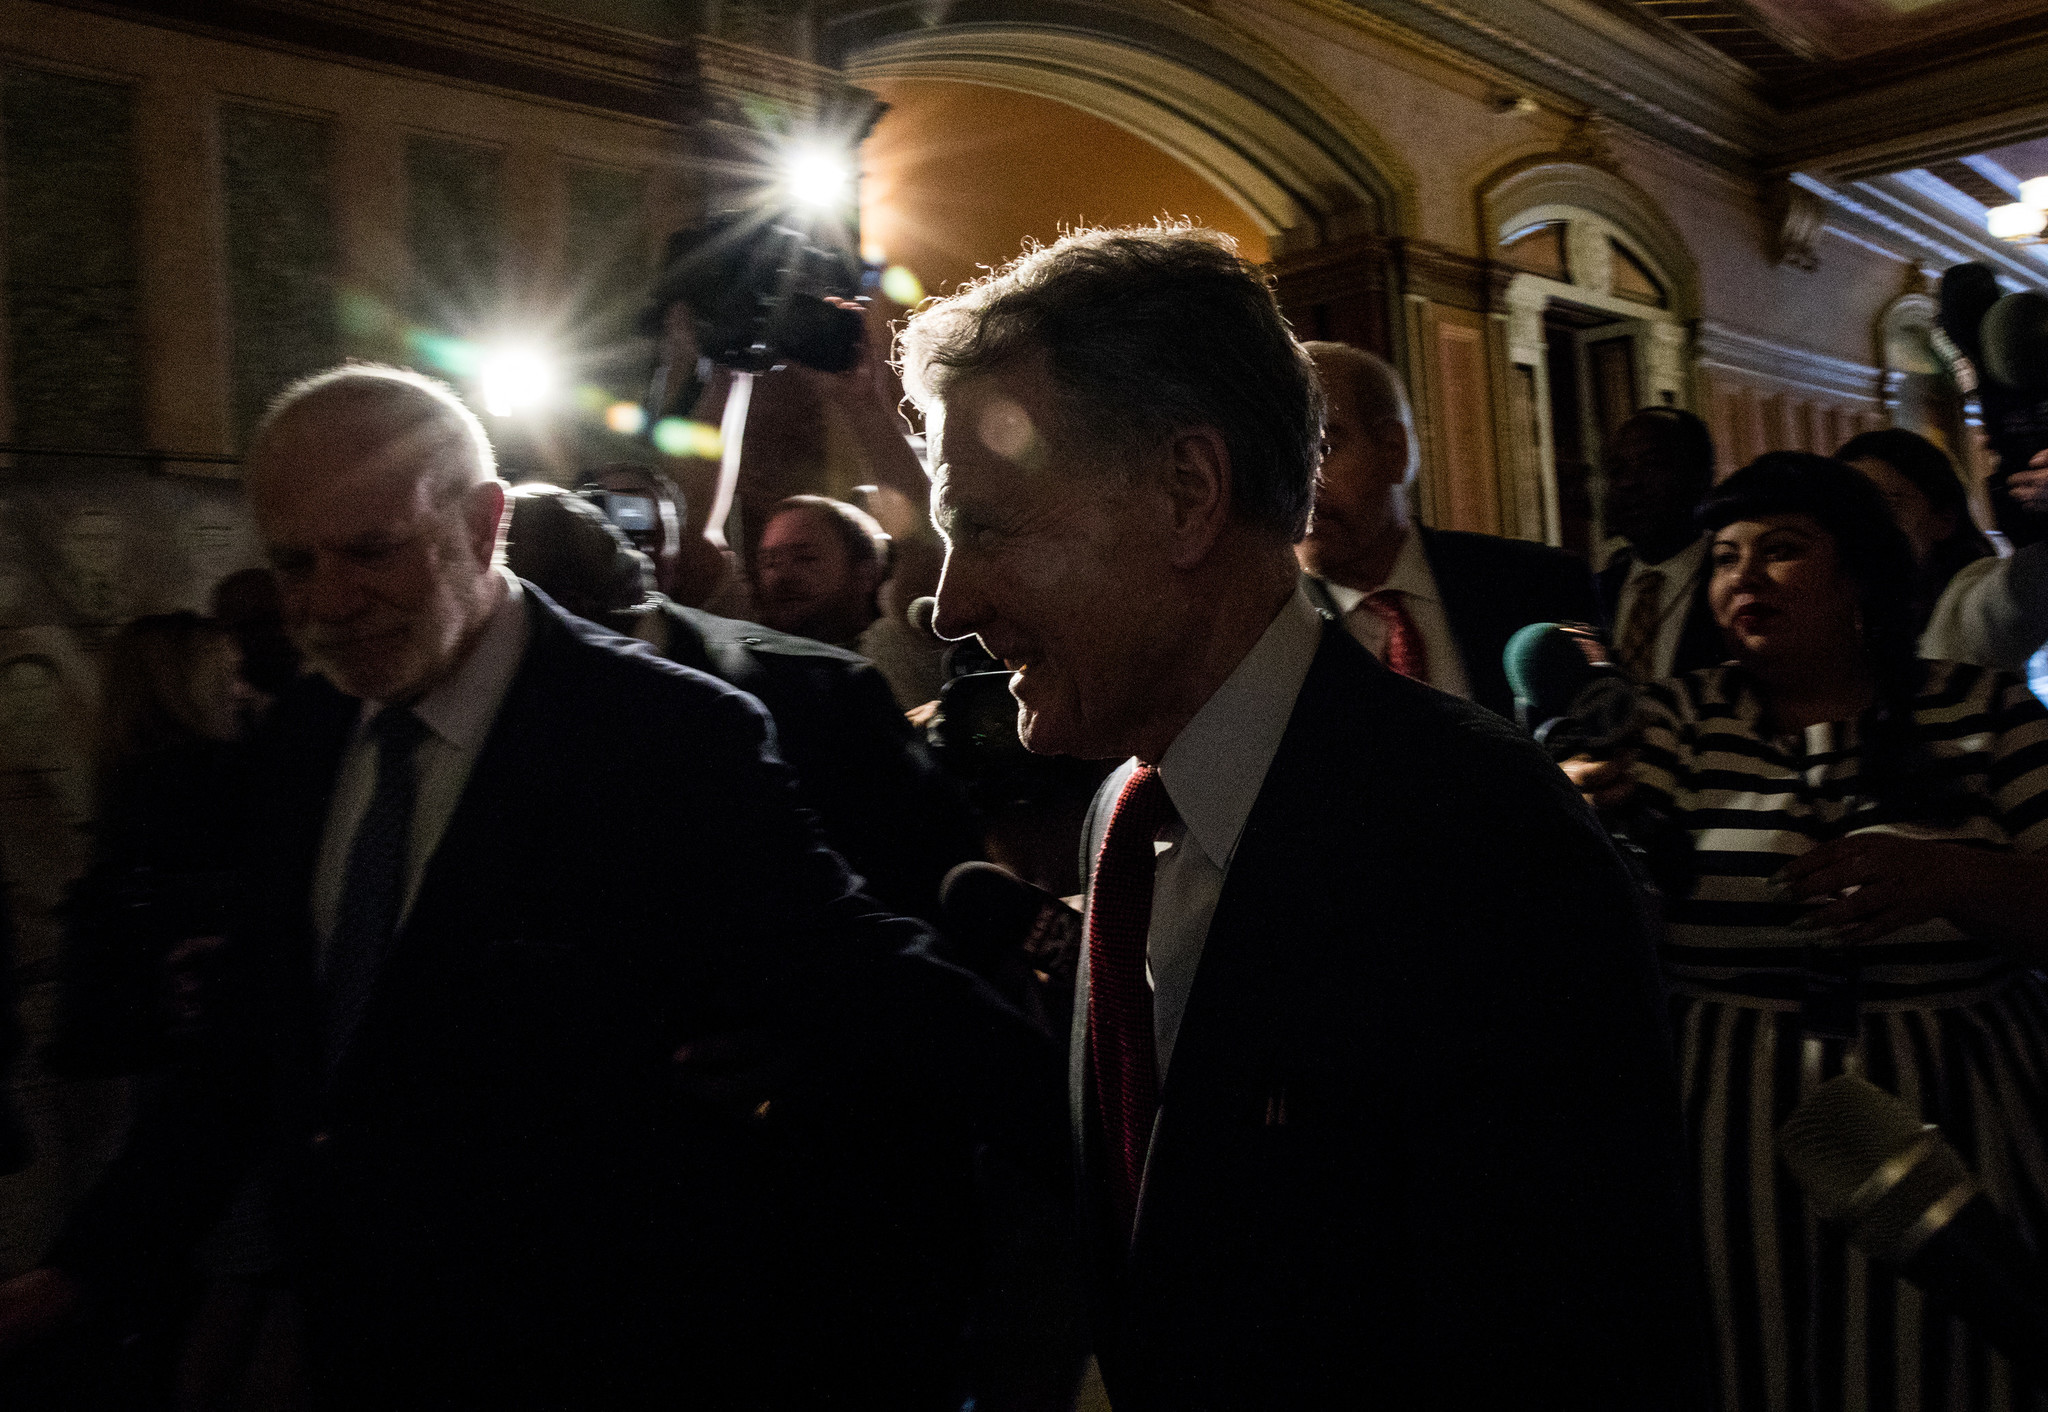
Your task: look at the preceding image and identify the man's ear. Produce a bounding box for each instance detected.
[468,480,508,567]
[1160,426,1234,570]
[1363,417,1415,491]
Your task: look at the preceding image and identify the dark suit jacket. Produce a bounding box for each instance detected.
[1306,527,1601,718]
[52,588,1066,1410]
[1073,623,1706,1410]
[651,598,978,923]
[1597,540,1725,681]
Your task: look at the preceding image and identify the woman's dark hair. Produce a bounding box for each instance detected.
[1835,427,1992,610]
[1696,451,1953,821]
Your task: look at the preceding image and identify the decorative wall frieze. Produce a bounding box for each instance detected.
[1694,321,1882,404]
[1767,178,1825,272]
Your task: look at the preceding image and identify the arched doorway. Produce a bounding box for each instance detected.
[1483,161,1700,558]
[857,79,1270,312]
[829,5,1413,254]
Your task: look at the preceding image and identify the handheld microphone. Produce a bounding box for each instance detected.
[1504,622,1692,897]
[1779,1073,2048,1384]
[1502,622,1637,760]
[908,595,938,638]
[939,862,1081,1037]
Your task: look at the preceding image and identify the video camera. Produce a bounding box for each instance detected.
[1938,264,2048,547]
[639,212,866,384]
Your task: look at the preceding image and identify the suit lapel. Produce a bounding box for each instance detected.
[321,594,573,1084]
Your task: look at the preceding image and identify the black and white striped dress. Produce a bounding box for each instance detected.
[1634,660,2048,1412]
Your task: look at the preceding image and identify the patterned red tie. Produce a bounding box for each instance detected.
[1359,589,1428,681]
[1086,764,1177,1240]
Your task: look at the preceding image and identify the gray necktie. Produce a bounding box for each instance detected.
[323,705,430,1074]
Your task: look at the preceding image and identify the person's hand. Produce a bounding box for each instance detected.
[2006,447,2048,512]
[1561,753,1637,812]
[1775,835,1988,944]
[0,1268,85,1357]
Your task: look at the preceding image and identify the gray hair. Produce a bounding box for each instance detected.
[251,363,497,501]
[897,225,1323,542]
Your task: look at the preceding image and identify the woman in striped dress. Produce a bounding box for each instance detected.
[1599,453,2048,1411]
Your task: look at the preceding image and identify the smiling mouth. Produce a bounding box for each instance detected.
[1731,604,1779,630]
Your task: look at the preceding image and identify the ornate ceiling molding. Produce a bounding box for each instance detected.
[40,0,700,122]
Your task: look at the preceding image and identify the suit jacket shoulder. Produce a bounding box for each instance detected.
[1101,625,1703,1410]
[1417,527,1601,716]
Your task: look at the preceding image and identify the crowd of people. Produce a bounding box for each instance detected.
[1,222,2046,1411]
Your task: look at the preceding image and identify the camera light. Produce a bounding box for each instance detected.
[1987,203,2046,240]
[606,401,648,436]
[478,346,554,418]
[2020,176,2048,211]
[783,145,852,209]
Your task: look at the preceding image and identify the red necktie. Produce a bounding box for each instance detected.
[1360,589,1428,681]
[1086,764,1177,1239]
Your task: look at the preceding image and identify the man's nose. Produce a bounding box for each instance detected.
[928,552,980,643]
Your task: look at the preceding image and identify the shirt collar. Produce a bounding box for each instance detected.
[1154,586,1323,872]
[1315,526,1437,614]
[360,570,529,750]
[1627,533,1707,585]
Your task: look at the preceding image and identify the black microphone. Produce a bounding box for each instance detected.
[1946,271,2048,547]
[1779,1072,2048,1385]
[908,595,938,638]
[939,862,1081,1036]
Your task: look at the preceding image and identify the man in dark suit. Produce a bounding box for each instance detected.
[1297,342,1601,717]
[0,368,1070,1409]
[900,227,1705,1409]
[1595,407,1724,681]
[505,482,979,923]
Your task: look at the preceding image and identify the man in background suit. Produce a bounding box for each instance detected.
[1296,341,1601,717]
[505,482,979,924]
[0,368,1069,1409]
[901,226,1704,1409]
[1595,407,1723,682]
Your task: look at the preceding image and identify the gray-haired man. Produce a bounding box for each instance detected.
[902,226,1705,1410]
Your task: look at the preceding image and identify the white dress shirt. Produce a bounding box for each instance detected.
[312,571,531,960]
[1087,587,1324,1078]
[1611,535,1707,683]
[1921,543,2048,674]
[1316,527,1472,700]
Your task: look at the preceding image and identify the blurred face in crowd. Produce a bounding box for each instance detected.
[188,635,253,742]
[249,399,504,703]
[929,357,1183,759]
[1606,420,1709,558]
[1845,455,1953,568]
[753,506,880,642]
[1295,351,1413,584]
[1708,514,1863,672]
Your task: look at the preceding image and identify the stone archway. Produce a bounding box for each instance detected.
[822,2,1416,251]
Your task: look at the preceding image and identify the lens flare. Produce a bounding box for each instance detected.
[478,347,554,418]
[652,417,722,459]
[881,265,924,306]
[606,401,648,436]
